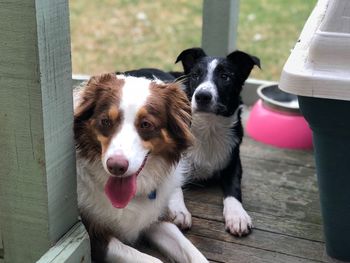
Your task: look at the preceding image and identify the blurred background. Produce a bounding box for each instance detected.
[70,0,317,81]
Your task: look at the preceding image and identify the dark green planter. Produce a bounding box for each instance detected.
[298,96,350,261]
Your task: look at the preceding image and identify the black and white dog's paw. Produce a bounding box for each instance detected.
[223,197,252,237]
[168,200,192,230]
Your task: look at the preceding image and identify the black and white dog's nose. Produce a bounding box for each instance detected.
[195,91,212,106]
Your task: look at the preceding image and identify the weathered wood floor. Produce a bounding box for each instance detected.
[143,134,343,262]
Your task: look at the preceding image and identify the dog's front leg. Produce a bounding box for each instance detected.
[145,221,208,263]
[168,186,192,229]
[220,152,252,237]
[106,237,163,263]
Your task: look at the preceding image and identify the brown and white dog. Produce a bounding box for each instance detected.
[73,73,208,263]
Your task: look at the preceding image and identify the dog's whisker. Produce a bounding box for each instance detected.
[174,75,188,84]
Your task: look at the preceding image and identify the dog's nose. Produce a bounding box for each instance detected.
[195,91,212,106]
[106,155,129,176]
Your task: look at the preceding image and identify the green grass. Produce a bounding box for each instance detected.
[70,0,317,81]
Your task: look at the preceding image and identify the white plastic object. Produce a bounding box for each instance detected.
[279,0,350,101]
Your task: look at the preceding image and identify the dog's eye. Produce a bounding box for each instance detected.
[191,73,199,80]
[221,73,230,81]
[101,118,112,128]
[140,119,154,130]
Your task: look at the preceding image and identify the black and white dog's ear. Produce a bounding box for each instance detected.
[175,47,207,75]
[227,50,261,82]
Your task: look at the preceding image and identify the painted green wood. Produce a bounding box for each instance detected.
[201,0,240,56]
[37,222,91,263]
[0,1,80,262]
[0,230,3,259]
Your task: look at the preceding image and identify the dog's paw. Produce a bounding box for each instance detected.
[223,197,252,237]
[168,203,192,230]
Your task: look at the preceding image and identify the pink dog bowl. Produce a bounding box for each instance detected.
[246,84,313,149]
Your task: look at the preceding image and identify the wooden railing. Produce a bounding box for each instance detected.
[0,1,243,262]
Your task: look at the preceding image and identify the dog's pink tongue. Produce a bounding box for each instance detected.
[104,175,137,208]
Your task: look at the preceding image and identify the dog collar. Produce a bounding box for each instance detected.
[148,190,157,200]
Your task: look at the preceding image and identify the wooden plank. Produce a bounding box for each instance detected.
[185,174,323,240]
[140,237,225,263]
[185,199,323,242]
[37,223,91,263]
[189,216,328,262]
[241,137,315,168]
[185,154,323,240]
[242,156,318,193]
[0,230,2,258]
[0,229,2,261]
[185,156,321,225]
[242,158,321,224]
[187,234,320,263]
[202,0,240,56]
[0,1,79,262]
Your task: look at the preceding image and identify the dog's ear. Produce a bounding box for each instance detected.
[164,83,193,157]
[175,47,207,75]
[227,50,261,83]
[74,73,118,124]
[73,73,122,160]
[74,77,98,123]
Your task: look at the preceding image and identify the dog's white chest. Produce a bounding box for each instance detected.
[186,113,240,180]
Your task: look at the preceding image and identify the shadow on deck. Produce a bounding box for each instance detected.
[143,127,343,262]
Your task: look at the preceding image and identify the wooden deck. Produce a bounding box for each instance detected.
[184,136,324,263]
[143,131,343,262]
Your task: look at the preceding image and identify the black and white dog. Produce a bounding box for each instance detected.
[168,47,260,236]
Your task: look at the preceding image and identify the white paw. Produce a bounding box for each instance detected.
[223,197,252,237]
[168,202,192,230]
[167,188,192,230]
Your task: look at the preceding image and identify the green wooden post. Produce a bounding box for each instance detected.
[37,223,90,263]
[0,1,89,262]
[201,0,240,56]
[0,231,3,261]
